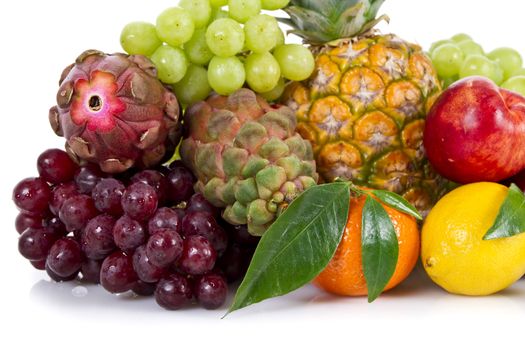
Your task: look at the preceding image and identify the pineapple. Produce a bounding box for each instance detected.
[281,0,447,216]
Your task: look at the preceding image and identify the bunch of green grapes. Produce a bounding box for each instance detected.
[429,34,525,95]
[120,0,315,105]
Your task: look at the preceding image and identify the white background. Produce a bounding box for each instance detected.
[0,1,524,349]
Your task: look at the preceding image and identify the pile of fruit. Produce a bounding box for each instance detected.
[11,0,525,314]
[429,34,525,92]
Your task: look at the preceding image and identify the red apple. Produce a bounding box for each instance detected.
[424,77,525,184]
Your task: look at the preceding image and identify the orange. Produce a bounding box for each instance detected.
[313,193,420,296]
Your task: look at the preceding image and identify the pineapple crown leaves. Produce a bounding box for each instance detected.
[281,0,389,45]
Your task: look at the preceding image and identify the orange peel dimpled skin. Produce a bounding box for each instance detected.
[314,193,420,296]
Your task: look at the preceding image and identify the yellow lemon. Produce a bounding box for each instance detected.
[421,182,525,296]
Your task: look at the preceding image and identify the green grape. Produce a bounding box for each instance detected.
[228,0,261,23]
[150,46,189,84]
[429,39,453,54]
[244,14,281,53]
[457,40,484,57]
[156,7,195,47]
[208,56,246,95]
[211,8,229,20]
[180,0,212,28]
[261,0,290,10]
[184,28,214,65]
[441,76,459,89]
[173,65,212,105]
[459,54,498,82]
[120,22,162,56]
[512,68,525,76]
[487,48,523,80]
[451,33,472,43]
[493,62,504,85]
[431,43,464,78]
[273,44,315,81]
[260,78,286,101]
[274,28,285,49]
[501,76,525,96]
[210,0,228,7]
[206,18,245,57]
[245,52,281,93]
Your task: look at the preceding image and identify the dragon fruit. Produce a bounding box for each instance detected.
[49,50,181,173]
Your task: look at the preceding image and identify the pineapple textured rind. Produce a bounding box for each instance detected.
[283,35,447,216]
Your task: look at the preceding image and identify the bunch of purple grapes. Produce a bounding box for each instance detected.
[13,149,258,310]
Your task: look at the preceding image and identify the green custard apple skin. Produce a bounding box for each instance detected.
[181,89,319,235]
[49,50,182,174]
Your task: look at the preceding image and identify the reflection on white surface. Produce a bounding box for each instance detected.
[30,278,160,314]
[26,266,525,320]
[71,286,88,298]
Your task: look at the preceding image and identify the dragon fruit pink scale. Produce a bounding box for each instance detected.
[49,50,182,174]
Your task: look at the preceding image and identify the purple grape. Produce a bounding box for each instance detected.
[186,193,219,217]
[155,273,192,310]
[13,177,51,214]
[131,170,168,205]
[166,166,194,203]
[132,280,157,296]
[15,212,44,234]
[81,259,102,284]
[92,178,125,216]
[146,229,183,267]
[148,207,183,235]
[182,211,218,237]
[218,243,254,282]
[46,262,78,282]
[194,273,228,310]
[49,182,79,216]
[113,215,146,252]
[132,245,165,283]
[46,238,83,278]
[229,225,260,246]
[37,149,78,185]
[82,214,116,260]
[43,217,67,236]
[30,259,46,270]
[18,227,59,261]
[178,235,216,275]
[168,160,186,170]
[59,195,99,231]
[121,183,158,221]
[100,252,137,293]
[209,226,228,257]
[155,165,170,176]
[182,211,227,255]
[75,164,104,194]
[70,230,83,243]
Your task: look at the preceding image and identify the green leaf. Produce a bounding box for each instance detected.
[286,0,387,41]
[371,190,422,220]
[483,183,525,240]
[226,183,351,315]
[361,196,399,303]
